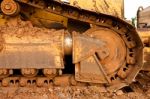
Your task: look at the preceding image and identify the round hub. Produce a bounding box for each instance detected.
[1,0,20,16]
[0,69,10,79]
[84,28,126,75]
[21,68,38,77]
[43,69,57,78]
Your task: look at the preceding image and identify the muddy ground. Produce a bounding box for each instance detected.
[0,85,149,99]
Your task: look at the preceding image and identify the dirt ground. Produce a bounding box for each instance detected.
[0,86,149,99]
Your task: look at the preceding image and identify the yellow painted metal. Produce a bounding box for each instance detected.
[0,21,65,69]
[21,7,68,28]
[32,9,68,27]
[138,30,150,71]
[138,30,150,37]
[69,0,124,18]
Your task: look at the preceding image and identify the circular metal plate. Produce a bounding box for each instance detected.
[84,27,126,75]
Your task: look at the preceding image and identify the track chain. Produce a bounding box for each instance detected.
[0,0,143,91]
[15,0,143,83]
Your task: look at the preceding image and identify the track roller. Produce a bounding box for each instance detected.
[21,69,38,77]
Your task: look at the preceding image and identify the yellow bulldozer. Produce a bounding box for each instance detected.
[0,0,146,92]
[136,6,150,80]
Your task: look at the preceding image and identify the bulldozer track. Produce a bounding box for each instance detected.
[0,0,143,92]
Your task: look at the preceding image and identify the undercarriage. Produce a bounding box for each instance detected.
[0,0,143,92]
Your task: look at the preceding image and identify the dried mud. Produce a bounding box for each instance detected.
[0,85,149,99]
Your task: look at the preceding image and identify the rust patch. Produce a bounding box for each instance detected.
[0,20,64,69]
